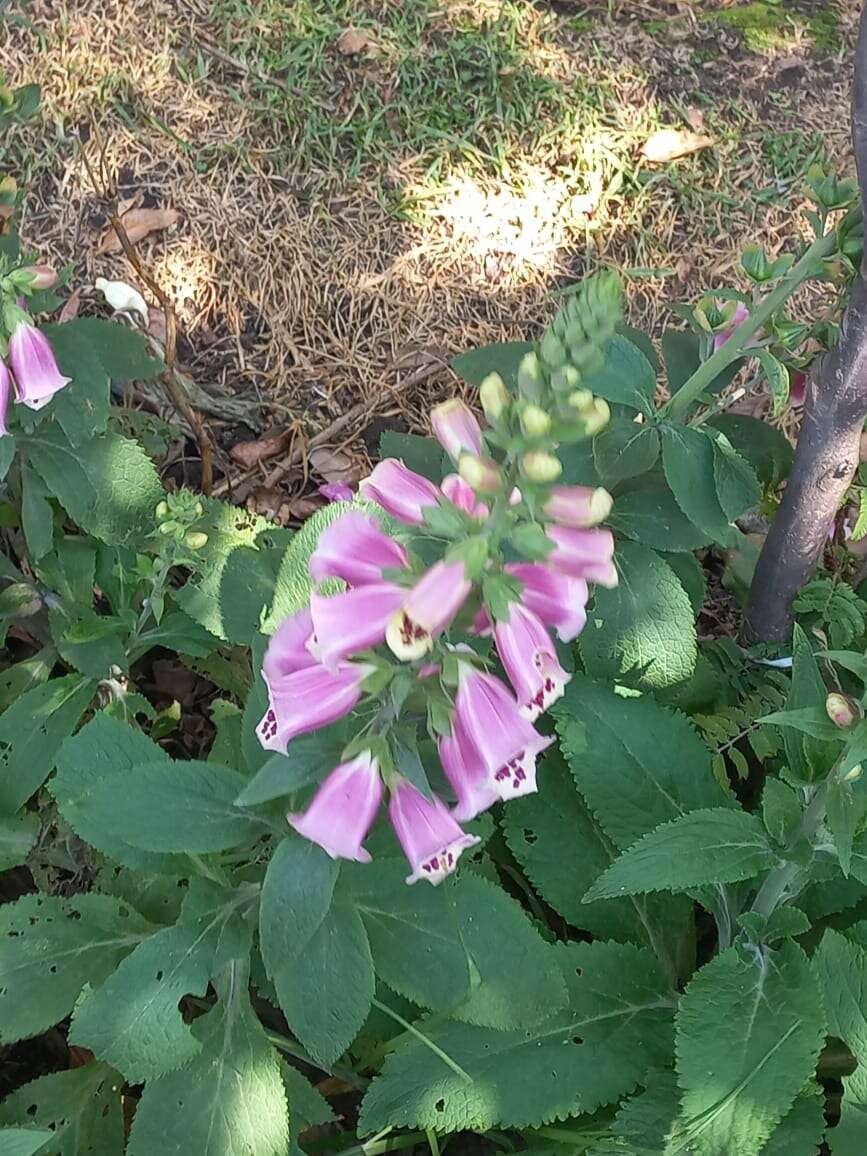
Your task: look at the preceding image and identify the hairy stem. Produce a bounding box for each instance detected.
[744,3,867,641]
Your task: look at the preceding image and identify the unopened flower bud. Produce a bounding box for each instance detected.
[567,388,594,410]
[826,693,861,729]
[458,453,502,493]
[479,372,509,421]
[520,404,552,437]
[194,501,203,517]
[521,451,562,484]
[517,352,544,398]
[844,763,864,783]
[13,264,58,292]
[155,500,169,519]
[582,398,610,436]
[551,365,581,392]
[540,329,567,369]
[185,531,209,550]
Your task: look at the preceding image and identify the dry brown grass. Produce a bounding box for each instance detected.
[0,0,862,462]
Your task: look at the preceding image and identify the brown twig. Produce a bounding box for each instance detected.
[78,127,214,493]
[744,2,867,642]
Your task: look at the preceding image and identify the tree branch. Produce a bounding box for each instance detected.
[743,2,867,642]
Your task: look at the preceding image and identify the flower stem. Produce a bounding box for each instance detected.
[750,779,830,919]
[371,997,473,1084]
[661,212,859,424]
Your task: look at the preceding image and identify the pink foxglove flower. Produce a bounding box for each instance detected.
[311,583,405,668]
[438,723,499,822]
[431,399,483,461]
[386,560,471,660]
[17,265,58,291]
[493,602,570,720]
[359,459,440,525]
[289,751,383,862]
[544,485,612,528]
[258,660,370,753]
[454,667,551,799]
[309,510,407,586]
[389,778,479,885]
[545,525,618,588]
[318,481,355,503]
[505,562,588,643]
[8,320,71,410]
[263,609,318,685]
[0,359,10,437]
[441,473,489,519]
[713,301,749,351]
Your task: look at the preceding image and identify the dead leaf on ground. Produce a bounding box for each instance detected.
[685,106,705,132]
[229,428,293,469]
[675,256,693,283]
[58,287,82,324]
[640,128,714,164]
[336,27,378,55]
[309,444,362,484]
[97,206,180,254]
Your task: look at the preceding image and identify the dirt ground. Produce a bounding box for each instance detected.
[0,0,861,485]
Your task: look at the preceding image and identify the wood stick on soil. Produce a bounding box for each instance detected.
[743,3,867,643]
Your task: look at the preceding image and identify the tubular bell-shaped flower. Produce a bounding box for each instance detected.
[288,751,383,862]
[386,560,471,661]
[8,320,71,410]
[262,608,318,684]
[311,584,405,668]
[258,660,371,754]
[389,777,480,885]
[309,510,407,586]
[441,473,489,519]
[454,666,552,799]
[431,399,483,462]
[545,525,618,588]
[0,359,10,437]
[504,562,588,643]
[543,485,612,528]
[493,602,570,720]
[359,459,440,524]
[438,722,500,822]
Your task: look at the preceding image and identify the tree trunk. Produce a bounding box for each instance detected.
[743,3,867,643]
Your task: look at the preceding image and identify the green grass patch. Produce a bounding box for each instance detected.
[712,2,840,56]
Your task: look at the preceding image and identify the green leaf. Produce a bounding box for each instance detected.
[755,348,790,416]
[50,713,186,873]
[26,426,163,545]
[662,329,700,393]
[662,426,733,542]
[708,429,761,520]
[127,960,289,1156]
[584,808,775,901]
[667,943,825,1156]
[135,609,219,659]
[71,316,163,380]
[706,413,793,488]
[579,541,697,689]
[592,418,660,487]
[20,463,54,560]
[77,758,263,854]
[761,777,802,846]
[41,321,111,446]
[785,625,838,783]
[380,431,446,483]
[761,1085,826,1156]
[556,675,727,849]
[827,770,867,877]
[236,726,348,805]
[581,336,656,416]
[0,1129,56,1156]
[359,941,674,1134]
[0,673,95,813]
[451,341,534,391]
[502,754,693,969]
[260,837,373,1064]
[447,872,567,1029]
[659,551,706,616]
[759,705,845,741]
[344,858,470,1011]
[0,1063,124,1156]
[608,484,712,552]
[0,892,152,1044]
[51,610,128,680]
[70,881,255,1082]
[282,1062,335,1156]
[814,929,867,1156]
[613,1070,680,1152]
[0,812,38,870]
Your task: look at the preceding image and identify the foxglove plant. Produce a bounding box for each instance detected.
[258,273,622,884]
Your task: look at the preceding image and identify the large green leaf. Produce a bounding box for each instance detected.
[584,808,776,901]
[128,961,288,1156]
[359,941,674,1134]
[0,893,152,1044]
[344,857,471,1011]
[761,1086,827,1156]
[666,942,825,1156]
[502,754,693,977]
[20,463,54,560]
[451,341,534,390]
[70,881,255,1082]
[0,674,95,814]
[0,813,38,870]
[608,484,712,552]
[555,675,728,849]
[785,625,838,783]
[661,425,733,542]
[613,1070,680,1152]
[592,419,660,488]
[706,413,793,488]
[380,431,446,482]
[50,713,186,873]
[42,321,111,446]
[26,426,163,545]
[282,1062,335,1156]
[579,542,697,690]
[73,758,264,854]
[0,1063,124,1156]
[708,428,761,521]
[0,1129,55,1156]
[582,336,656,416]
[814,929,867,1155]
